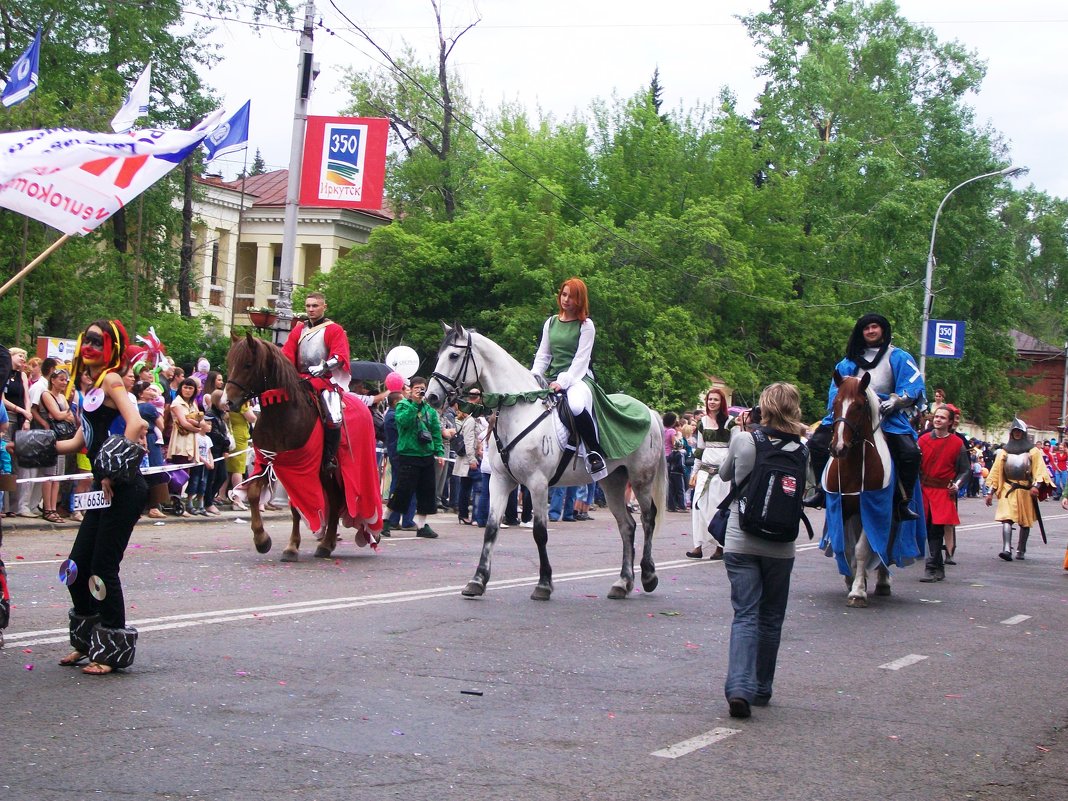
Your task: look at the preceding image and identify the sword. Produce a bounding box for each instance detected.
[1031,491,1048,544]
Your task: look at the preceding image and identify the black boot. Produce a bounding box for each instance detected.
[322,427,341,472]
[804,424,831,508]
[573,411,609,481]
[886,433,920,520]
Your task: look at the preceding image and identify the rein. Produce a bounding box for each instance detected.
[433,332,575,485]
[830,406,878,498]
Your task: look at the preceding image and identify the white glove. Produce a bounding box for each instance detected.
[879,393,904,416]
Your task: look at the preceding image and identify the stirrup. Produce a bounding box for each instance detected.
[585,451,609,481]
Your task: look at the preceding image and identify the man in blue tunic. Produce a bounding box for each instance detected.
[807,313,925,521]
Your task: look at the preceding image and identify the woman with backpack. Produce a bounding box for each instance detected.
[718,382,811,720]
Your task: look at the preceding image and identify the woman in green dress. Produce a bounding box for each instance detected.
[531,278,608,481]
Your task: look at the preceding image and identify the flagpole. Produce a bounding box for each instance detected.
[131,195,145,335]
[15,90,42,345]
[0,235,72,299]
[275,0,316,345]
[229,145,250,334]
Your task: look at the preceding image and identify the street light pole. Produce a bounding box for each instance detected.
[918,165,1028,376]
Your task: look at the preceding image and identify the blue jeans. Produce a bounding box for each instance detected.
[724,552,795,704]
[474,472,491,526]
[549,486,576,521]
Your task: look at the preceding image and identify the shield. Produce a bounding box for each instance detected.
[349,360,392,382]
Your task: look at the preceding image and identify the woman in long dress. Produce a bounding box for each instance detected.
[530,277,608,480]
[687,388,733,560]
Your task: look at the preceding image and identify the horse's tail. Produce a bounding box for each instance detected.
[651,413,668,540]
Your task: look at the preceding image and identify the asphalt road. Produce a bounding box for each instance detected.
[1,499,1066,801]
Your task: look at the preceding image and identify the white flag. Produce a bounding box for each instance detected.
[110,63,151,133]
[0,109,225,236]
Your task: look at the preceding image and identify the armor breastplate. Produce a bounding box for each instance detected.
[296,323,329,373]
[857,348,895,396]
[1003,452,1032,482]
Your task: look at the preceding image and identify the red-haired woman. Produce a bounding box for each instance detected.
[531,278,608,480]
[687,388,734,560]
[49,319,149,675]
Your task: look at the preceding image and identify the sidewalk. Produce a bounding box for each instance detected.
[0,503,292,533]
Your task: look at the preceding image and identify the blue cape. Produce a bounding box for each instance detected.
[820,465,927,577]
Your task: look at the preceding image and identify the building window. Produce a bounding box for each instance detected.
[210,241,220,285]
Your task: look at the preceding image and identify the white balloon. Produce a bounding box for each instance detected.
[385,345,420,379]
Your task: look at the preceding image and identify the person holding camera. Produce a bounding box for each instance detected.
[387,375,445,539]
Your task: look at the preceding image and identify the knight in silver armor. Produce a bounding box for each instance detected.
[282,292,352,468]
[807,313,925,520]
[985,418,1055,560]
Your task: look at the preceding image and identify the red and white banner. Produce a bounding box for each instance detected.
[0,110,224,235]
[299,116,388,210]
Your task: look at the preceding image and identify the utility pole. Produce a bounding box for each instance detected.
[274,0,316,344]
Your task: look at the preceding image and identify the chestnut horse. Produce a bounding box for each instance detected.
[822,371,894,607]
[223,333,345,562]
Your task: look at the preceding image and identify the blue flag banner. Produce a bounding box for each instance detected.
[203,100,251,162]
[925,320,966,360]
[2,28,41,108]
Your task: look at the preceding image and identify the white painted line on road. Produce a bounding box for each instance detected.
[186,548,242,555]
[2,558,63,566]
[1,558,715,648]
[879,654,928,671]
[1001,614,1031,626]
[652,727,741,759]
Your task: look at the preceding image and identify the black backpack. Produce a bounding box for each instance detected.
[453,426,467,458]
[737,427,813,542]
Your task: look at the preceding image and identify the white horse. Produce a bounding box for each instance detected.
[426,324,667,601]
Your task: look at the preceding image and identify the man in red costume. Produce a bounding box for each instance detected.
[917,405,970,582]
[282,292,351,468]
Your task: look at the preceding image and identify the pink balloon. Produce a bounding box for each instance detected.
[385,372,406,392]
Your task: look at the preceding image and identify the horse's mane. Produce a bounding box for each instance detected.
[230,335,309,404]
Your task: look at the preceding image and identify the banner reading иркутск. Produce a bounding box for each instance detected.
[299,116,388,210]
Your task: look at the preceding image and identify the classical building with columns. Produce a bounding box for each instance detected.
[189,169,392,331]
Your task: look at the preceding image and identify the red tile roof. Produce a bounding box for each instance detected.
[203,169,392,220]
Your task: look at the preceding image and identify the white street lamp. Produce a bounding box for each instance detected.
[918,165,1029,376]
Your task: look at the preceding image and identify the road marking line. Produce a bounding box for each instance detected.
[879,654,928,671]
[2,558,64,566]
[186,548,242,555]
[652,727,741,758]
[1001,614,1031,625]
[0,559,714,647]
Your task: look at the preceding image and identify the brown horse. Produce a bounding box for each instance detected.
[824,371,894,607]
[223,333,345,562]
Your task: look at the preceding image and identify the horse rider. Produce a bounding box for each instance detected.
[281,291,351,469]
[807,313,925,521]
[985,417,1055,560]
[531,277,609,481]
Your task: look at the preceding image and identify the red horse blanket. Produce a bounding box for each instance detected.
[253,392,382,547]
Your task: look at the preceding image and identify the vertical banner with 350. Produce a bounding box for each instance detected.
[299,116,388,210]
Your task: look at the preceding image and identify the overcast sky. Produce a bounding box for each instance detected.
[200,0,1066,198]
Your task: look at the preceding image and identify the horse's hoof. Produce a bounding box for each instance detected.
[461,580,485,598]
[642,574,659,593]
[254,536,272,554]
[313,546,333,559]
[530,585,552,601]
[280,550,299,563]
[874,584,892,597]
[606,585,629,600]
[846,596,868,608]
